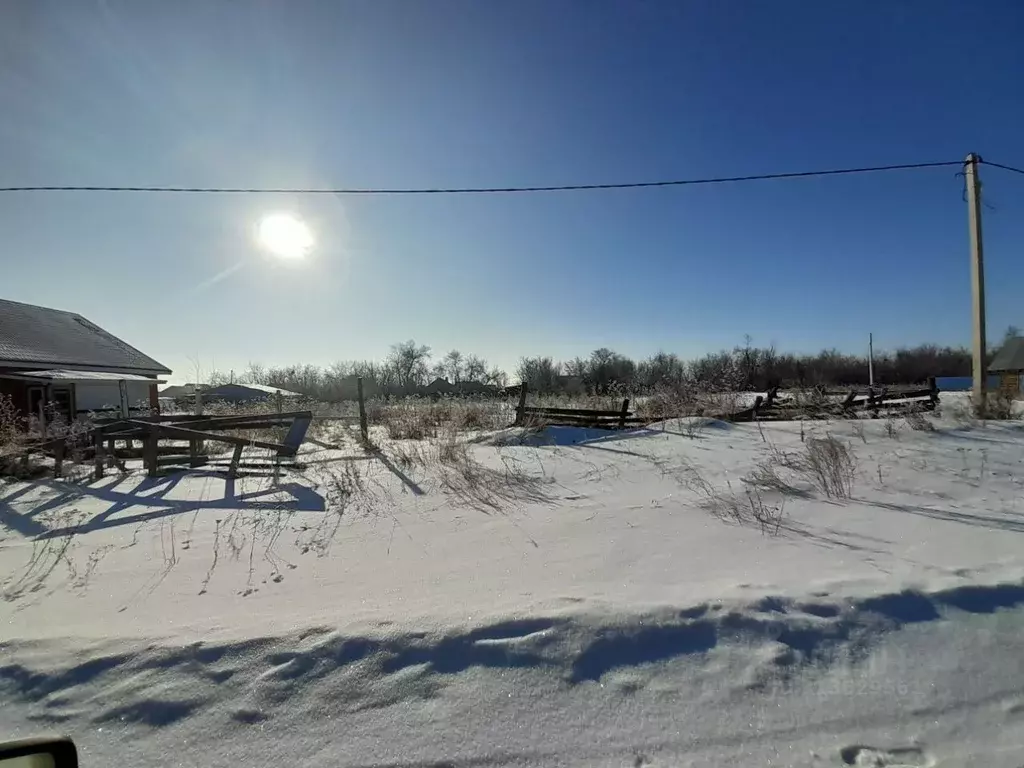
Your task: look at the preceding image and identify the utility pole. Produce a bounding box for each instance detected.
[965,153,987,409]
[868,332,875,388]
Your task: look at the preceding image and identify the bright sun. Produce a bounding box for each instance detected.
[257,213,314,260]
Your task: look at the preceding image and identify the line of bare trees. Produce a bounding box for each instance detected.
[206,330,1018,401]
[517,341,974,396]
[209,341,508,400]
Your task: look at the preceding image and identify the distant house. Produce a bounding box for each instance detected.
[422,377,457,397]
[989,337,1024,396]
[158,383,204,400]
[454,380,500,396]
[0,298,170,426]
[201,382,304,404]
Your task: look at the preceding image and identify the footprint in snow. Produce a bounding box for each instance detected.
[839,745,933,767]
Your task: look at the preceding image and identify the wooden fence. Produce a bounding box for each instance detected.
[513,387,651,428]
[730,378,940,422]
[511,379,942,429]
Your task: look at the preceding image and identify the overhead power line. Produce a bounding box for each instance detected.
[982,159,1024,177]
[0,159,964,195]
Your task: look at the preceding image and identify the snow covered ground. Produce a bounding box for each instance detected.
[3,403,1024,767]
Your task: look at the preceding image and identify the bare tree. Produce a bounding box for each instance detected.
[243,362,268,385]
[444,350,464,383]
[487,367,508,388]
[387,340,432,390]
[517,357,561,393]
[464,354,488,383]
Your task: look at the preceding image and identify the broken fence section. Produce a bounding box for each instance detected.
[512,379,942,429]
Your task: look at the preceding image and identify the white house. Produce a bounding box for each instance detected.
[0,298,171,426]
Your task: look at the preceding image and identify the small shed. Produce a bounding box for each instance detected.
[988,337,1024,396]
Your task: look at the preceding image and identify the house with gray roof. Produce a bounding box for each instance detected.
[0,298,171,427]
[989,337,1024,396]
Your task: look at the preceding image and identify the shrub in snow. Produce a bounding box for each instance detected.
[974,391,1015,420]
[904,408,935,432]
[801,434,856,499]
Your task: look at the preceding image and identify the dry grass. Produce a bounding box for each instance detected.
[683,465,786,535]
[763,433,856,499]
[373,398,513,440]
[742,458,806,498]
[633,386,748,421]
[0,395,95,479]
[904,407,935,432]
[801,434,856,499]
[973,391,1016,420]
[381,428,553,514]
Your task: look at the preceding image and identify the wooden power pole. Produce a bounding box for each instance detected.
[965,153,987,408]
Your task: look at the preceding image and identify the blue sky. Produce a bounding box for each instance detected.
[2,0,1023,383]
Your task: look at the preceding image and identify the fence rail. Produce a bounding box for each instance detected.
[515,394,633,428]
[730,379,940,422]
[510,379,942,429]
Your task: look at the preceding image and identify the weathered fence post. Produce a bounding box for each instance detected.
[53,439,65,479]
[93,431,105,480]
[144,427,159,478]
[841,390,857,416]
[515,384,528,426]
[357,376,369,442]
[193,388,204,456]
[189,436,202,468]
[229,443,244,478]
[618,398,630,429]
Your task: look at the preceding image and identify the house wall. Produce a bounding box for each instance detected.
[75,381,153,413]
[996,372,1024,396]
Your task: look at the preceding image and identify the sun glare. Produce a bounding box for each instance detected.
[257,213,314,260]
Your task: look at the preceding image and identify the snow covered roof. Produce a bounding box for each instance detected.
[16,370,166,383]
[205,382,304,397]
[0,298,171,374]
[989,337,1024,372]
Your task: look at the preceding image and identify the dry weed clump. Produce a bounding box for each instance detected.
[683,465,786,536]
[436,430,551,513]
[973,391,1016,420]
[1,396,94,479]
[742,458,805,497]
[801,434,856,499]
[632,383,754,423]
[0,394,27,476]
[904,407,935,432]
[763,433,856,499]
[375,397,511,440]
[379,428,551,514]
